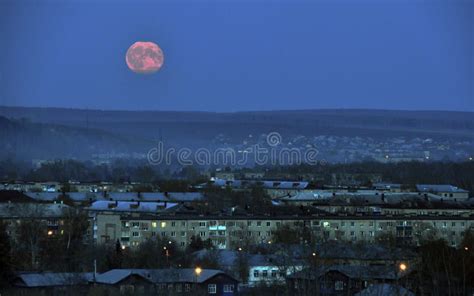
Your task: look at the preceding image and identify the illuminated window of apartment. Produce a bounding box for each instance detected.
[161,222,166,228]
[151,221,157,228]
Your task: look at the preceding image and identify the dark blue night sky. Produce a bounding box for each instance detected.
[0,0,472,111]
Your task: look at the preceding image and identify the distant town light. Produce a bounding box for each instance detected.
[121,245,126,250]
[465,246,469,251]
[238,247,242,251]
[469,157,473,161]
[312,252,316,257]
[47,230,53,236]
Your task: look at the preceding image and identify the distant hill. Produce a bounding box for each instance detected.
[0,115,151,160]
[0,106,473,161]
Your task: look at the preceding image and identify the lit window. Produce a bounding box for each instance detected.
[161,222,167,228]
[208,284,216,294]
[223,284,234,293]
[151,222,157,228]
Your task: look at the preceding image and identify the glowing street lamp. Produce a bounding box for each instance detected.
[195,267,202,276]
[399,263,407,272]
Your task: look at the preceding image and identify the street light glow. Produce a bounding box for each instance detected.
[399,263,407,271]
[195,267,202,276]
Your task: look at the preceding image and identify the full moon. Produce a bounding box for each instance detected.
[126,41,164,74]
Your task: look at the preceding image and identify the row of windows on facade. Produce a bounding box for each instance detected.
[120,220,470,230]
[253,269,285,278]
[121,220,276,229]
[120,283,234,294]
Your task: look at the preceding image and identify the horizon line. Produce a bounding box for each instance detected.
[1,104,473,114]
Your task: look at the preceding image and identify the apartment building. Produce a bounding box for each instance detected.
[93,210,474,250]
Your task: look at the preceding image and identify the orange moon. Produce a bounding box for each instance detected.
[126,41,164,74]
